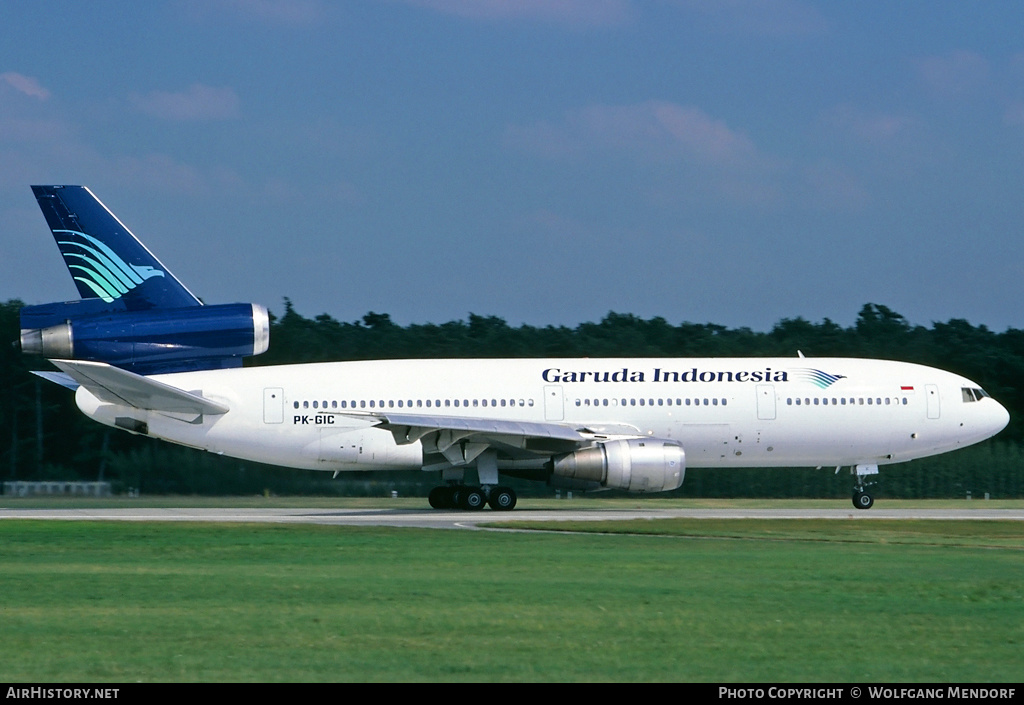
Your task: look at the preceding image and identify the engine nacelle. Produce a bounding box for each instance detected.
[551,439,685,493]
[20,302,269,374]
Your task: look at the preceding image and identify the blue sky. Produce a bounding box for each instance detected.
[3,1,1024,333]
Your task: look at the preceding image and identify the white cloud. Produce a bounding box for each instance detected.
[398,0,631,28]
[673,0,828,37]
[1004,101,1024,127]
[180,0,326,26]
[130,84,241,121]
[915,50,990,99]
[506,101,761,168]
[0,72,51,100]
[823,104,916,143]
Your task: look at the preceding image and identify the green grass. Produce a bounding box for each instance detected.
[0,518,1021,682]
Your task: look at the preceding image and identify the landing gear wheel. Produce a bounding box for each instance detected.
[852,491,874,510]
[459,487,486,511]
[488,486,517,511]
[429,486,455,509]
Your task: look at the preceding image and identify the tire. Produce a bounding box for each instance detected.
[428,486,452,509]
[488,487,517,511]
[853,491,874,510]
[459,487,486,511]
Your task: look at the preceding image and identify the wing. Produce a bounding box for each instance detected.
[50,359,229,422]
[326,409,642,467]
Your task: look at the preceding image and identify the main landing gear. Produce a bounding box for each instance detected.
[428,485,517,511]
[850,463,879,510]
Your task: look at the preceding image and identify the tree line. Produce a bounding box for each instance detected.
[2,299,1022,498]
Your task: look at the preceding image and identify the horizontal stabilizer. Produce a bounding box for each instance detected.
[50,359,229,416]
[31,370,80,391]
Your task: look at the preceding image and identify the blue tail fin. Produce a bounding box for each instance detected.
[31,185,201,311]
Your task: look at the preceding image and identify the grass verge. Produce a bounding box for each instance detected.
[0,518,1021,682]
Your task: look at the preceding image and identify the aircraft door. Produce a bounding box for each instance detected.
[756,384,776,420]
[263,387,284,424]
[926,384,940,419]
[544,385,564,421]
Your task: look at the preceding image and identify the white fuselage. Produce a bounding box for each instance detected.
[74,357,1010,475]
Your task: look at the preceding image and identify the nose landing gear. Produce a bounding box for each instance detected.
[850,463,879,510]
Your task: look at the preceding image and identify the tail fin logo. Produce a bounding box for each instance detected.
[56,229,165,303]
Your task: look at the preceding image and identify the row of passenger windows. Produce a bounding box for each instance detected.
[574,397,728,407]
[295,398,535,410]
[788,397,908,406]
[294,394,920,411]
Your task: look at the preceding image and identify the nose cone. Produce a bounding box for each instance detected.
[990,399,1011,437]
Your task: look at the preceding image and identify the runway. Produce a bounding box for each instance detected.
[1,505,1022,529]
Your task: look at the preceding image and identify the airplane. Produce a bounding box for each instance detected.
[18,185,1010,511]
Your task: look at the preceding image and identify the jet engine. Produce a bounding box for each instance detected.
[551,439,685,493]
[19,302,269,374]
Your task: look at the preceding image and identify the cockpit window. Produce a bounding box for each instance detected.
[962,387,991,402]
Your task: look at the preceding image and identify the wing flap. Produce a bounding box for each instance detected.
[371,412,586,444]
[323,409,589,464]
[50,359,229,416]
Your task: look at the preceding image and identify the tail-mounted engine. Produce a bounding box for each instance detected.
[551,439,685,493]
[20,301,269,374]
